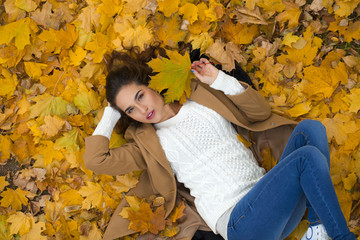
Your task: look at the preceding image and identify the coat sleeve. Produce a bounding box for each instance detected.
[226,82,272,122]
[83,135,146,176]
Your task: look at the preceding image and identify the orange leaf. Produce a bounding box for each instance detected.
[169,201,185,223]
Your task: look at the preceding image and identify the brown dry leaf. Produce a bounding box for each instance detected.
[232,6,267,25]
[205,40,235,71]
[127,202,166,234]
[38,115,65,138]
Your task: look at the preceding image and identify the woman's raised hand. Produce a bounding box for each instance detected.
[191,58,219,85]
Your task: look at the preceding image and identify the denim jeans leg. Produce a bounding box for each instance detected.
[227,121,355,240]
[279,119,330,224]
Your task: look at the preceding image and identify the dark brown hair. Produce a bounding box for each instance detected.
[105,45,165,133]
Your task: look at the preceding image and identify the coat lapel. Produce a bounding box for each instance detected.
[134,123,174,177]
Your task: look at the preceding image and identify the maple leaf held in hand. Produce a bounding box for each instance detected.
[148,50,193,104]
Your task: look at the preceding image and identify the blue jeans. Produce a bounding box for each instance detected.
[227,120,356,240]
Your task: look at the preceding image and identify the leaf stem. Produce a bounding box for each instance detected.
[52,71,65,97]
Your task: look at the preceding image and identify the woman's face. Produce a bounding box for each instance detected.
[115,82,171,124]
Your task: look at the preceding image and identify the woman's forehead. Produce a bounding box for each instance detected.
[115,83,146,109]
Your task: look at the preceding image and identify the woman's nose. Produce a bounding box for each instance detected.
[138,104,148,114]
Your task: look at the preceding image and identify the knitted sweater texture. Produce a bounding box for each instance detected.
[154,81,265,233]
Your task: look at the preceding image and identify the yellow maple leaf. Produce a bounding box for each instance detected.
[4,0,26,22]
[0,214,12,240]
[334,0,360,17]
[0,68,18,97]
[204,0,225,22]
[259,56,283,84]
[0,17,38,50]
[69,46,87,66]
[169,201,185,223]
[345,88,360,113]
[75,5,101,33]
[301,65,339,100]
[287,101,312,118]
[0,188,29,210]
[152,13,187,48]
[34,140,64,166]
[23,62,47,79]
[109,131,127,148]
[59,188,85,207]
[322,114,359,145]
[260,147,277,172]
[14,0,37,12]
[331,89,349,114]
[282,33,300,47]
[29,93,69,120]
[111,171,141,194]
[78,181,104,210]
[122,25,153,52]
[97,0,123,26]
[342,172,357,191]
[122,0,146,14]
[148,50,192,104]
[157,0,180,17]
[85,31,112,63]
[257,0,285,12]
[54,128,83,152]
[0,176,9,191]
[277,27,321,67]
[334,184,352,222]
[74,87,101,115]
[38,115,65,138]
[188,32,214,55]
[179,3,198,24]
[6,212,32,236]
[38,23,78,54]
[161,225,180,237]
[275,2,301,28]
[222,19,259,45]
[21,220,46,240]
[0,135,12,163]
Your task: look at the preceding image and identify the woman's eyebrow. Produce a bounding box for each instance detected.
[124,90,141,113]
[134,90,141,100]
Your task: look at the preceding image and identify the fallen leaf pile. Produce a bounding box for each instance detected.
[0,0,359,239]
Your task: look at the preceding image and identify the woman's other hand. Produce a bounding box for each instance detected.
[191,58,219,85]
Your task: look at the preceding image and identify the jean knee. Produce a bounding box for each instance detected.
[298,119,325,131]
[298,145,328,168]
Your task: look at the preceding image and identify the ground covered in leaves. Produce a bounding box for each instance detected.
[0,0,360,239]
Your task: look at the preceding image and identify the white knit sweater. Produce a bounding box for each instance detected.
[154,72,265,237]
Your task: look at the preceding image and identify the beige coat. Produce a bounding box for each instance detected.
[83,80,297,240]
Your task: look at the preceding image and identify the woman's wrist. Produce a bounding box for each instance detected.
[92,106,121,140]
[209,71,245,95]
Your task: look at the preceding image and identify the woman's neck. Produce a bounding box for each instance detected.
[163,102,182,121]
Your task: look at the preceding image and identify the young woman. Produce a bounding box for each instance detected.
[84,47,356,240]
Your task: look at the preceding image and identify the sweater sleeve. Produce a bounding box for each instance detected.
[209,70,245,95]
[92,106,121,140]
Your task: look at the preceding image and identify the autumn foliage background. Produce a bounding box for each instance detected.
[0,0,360,239]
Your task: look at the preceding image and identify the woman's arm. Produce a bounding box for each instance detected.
[191,59,271,122]
[83,107,146,175]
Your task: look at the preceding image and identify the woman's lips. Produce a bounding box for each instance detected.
[147,110,155,120]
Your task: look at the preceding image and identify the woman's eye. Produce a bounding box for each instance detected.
[138,93,144,101]
[128,108,134,114]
